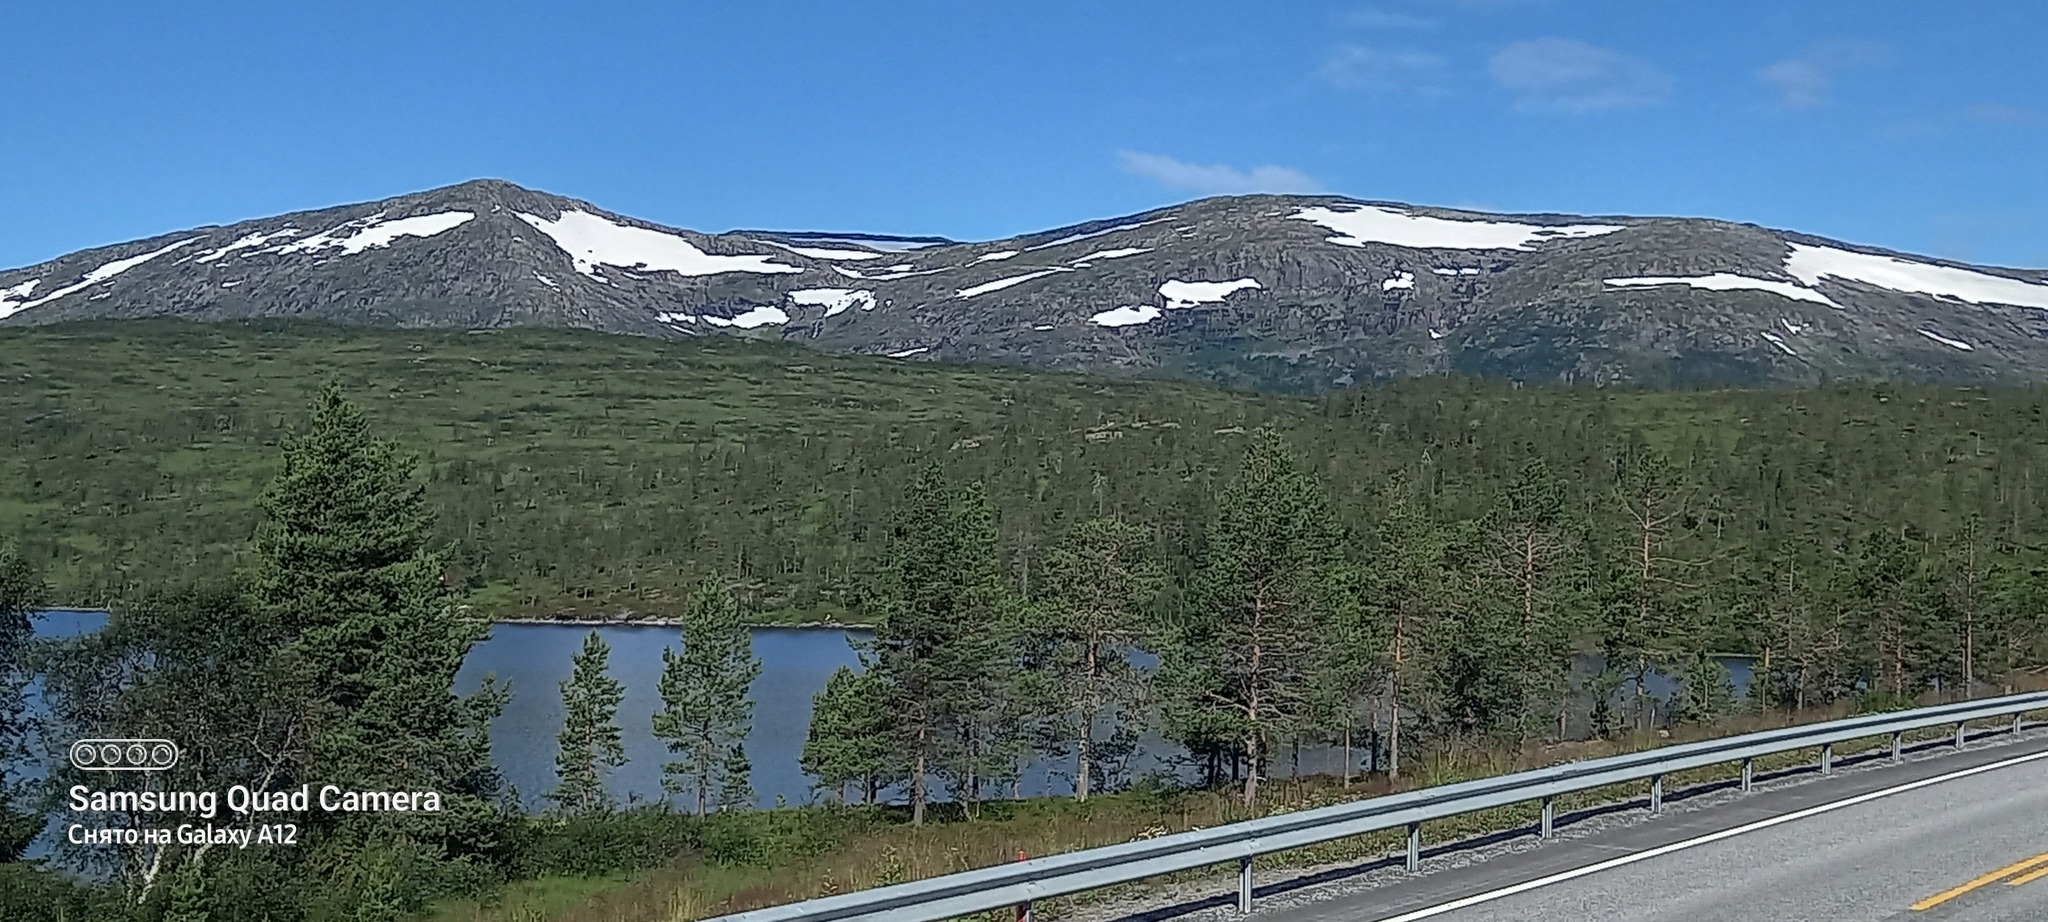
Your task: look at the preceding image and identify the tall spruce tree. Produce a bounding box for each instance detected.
[245,382,506,851]
[654,580,762,815]
[0,543,43,861]
[800,665,895,804]
[551,630,626,813]
[1162,428,1345,806]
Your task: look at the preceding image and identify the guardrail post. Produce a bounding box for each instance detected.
[2016,714,2025,736]
[1540,795,1554,840]
[1955,722,1966,749]
[1741,757,1753,793]
[1406,822,1421,873]
[1015,850,1033,922]
[1891,730,1903,761]
[1650,774,1663,814]
[1821,743,1833,776]
[1237,856,1252,914]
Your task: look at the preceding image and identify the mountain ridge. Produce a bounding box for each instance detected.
[6,178,2048,392]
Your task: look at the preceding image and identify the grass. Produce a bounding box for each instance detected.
[428,683,2048,922]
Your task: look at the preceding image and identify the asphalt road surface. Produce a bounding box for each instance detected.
[1253,733,2048,922]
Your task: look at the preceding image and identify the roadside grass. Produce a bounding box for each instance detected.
[427,694,2048,922]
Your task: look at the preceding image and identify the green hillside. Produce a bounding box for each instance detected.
[3,319,2045,626]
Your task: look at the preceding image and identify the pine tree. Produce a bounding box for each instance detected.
[1034,516,1162,800]
[800,665,895,804]
[1361,483,1446,781]
[654,580,762,816]
[551,630,626,814]
[718,744,754,812]
[861,466,1015,824]
[1471,459,1584,739]
[1162,428,1345,806]
[1602,442,1703,730]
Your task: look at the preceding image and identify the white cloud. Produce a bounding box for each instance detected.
[1489,38,1667,113]
[1758,40,1888,109]
[1319,44,1449,95]
[1118,151,1325,195]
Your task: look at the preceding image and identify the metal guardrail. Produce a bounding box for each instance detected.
[706,691,2048,922]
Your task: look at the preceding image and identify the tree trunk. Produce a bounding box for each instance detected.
[1242,732,1263,806]
[911,723,928,826]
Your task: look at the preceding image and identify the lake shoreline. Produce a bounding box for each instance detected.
[491,617,873,630]
[42,607,872,631]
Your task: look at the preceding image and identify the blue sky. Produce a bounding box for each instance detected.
[3,0,2044,269]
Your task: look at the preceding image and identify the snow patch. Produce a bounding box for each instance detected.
[1780,318,1805,335]
[655,312,696,324]
[194,229,301,263]
[973,250,1020,263]
[1785,243,2048,309]
[1072,247,1151,264]
[1760,331,1799,356]
[220,280,241,288]
[517,210,802,279]
[957,268,1070,298]
[279,211,474,256]
[1032,324,1057,331]
[1431,267,1482,276]
[787,288,875,317]
[1090,305,1162,327]
[9,238,200,314]
[760,240,886,260]
[534,272,558,289]
[701,306,790,328]
[1382,271,1416,291]
[1428,329,1447,340]
[1159,278,1261,309]
[0,280,41,319]
[1917,329,1975,351]
[1603,272,1838,307]
[1025,220,1162,252]
[887,346,931,358]
[1294,204,1624,251]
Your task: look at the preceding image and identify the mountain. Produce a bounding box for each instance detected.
[6,178,2048,391]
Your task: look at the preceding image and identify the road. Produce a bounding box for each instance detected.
[1247,733,2048,922]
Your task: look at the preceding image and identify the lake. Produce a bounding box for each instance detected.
[26,611,1749,813]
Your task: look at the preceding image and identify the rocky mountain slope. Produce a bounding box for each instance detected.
[6,178,2048,391]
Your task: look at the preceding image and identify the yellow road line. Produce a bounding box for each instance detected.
[1913,851,2048,911]
[2009,864,2048,888]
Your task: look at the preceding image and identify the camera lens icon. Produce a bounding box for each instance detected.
[70,739,179,772]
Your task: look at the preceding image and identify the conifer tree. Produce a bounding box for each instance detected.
[551,630,626,814]
[1035,516,1162,800]
[861,466,1016,823]
[246,382,505,836]
[1361,484,1446,780]
[800,665,895,804]
[0,543,43,860]
[1161,428,1345,806]
[1471,459,1584,739]
[654,580,762,816]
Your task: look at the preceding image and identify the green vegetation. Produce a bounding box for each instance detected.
[553,631,628,815]
[2,319,2046,921]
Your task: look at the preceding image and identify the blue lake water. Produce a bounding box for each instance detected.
[26,610,1747,814]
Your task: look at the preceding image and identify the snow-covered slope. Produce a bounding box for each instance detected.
[7,178,2048,391]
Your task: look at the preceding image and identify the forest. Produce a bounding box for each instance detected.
[1,319,2046,921]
